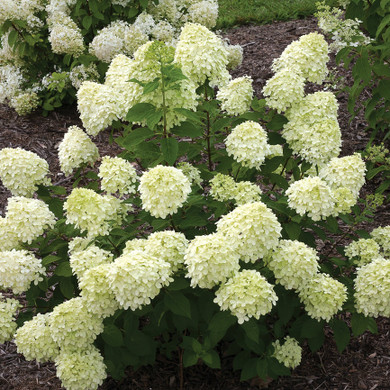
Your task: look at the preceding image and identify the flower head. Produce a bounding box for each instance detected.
[371,226,390,256]
[0,294,20,344]
[345,238,381,266]
[214,270,278,324]
[272,336,302,369]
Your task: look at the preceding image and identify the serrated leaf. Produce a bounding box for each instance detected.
[207,311,236,346]
[59,278,74,299]
[161,137,178,165]
[330,319,350,352]
[240,358,258,381]
[284,221,301,240]
[268,173,289,190]
[171,121,202,137]
[164,291,191,319]
[82,15,92,29]
[183,349,198,367]
[42,255,61,266]
[201,350,221,369]
[102,324,123,347]
[121,128,154,148]
[126,103,155,122]
[261,156,284,173]
[54,262,72,277]
[174,108,203,124]
[353,50,371,83]
[8,30,18,47]
[267,114,288,130]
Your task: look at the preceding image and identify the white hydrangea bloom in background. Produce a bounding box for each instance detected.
[0,147,50,197]
[345,238,381,266]
[77,81,121,136]
[15,313,59,362]
[272,336,302,369]
[214,270,278,324]
[79,264,119,318]
[69,245,113,280]
[58,126,99,176]
[146,231,188,272]
[69,63,100,90]
[233,181,262,206]
[224,42,243,70]
[370,226,390,256]
[217,76,253,116]
[0,65,24,104]
[0,217,20,251]
[272,32,329,84]
[286,177,335,221]
[177,162,202,188]
[107,250,173,310]
[354,257,390,318]
[265,240,320,290]
[9,90,40,116]
[151,20,175,42]
[319,154,366,197]
[55,345,107,390]
[225,121,270,169]
[0,249,45,294]
[139,165,191,219]
[64,188,126,238]
[185,233,240,289]
[298,273,347,321]
[98,156,138,196]
[49,297,104,350]
[123,24,150,56]
[0,294,20,344]
[209,173,236,202]
[282,119,342,166]
[216,202,281,262]
[262,68,305,113]
[6,197,56,244]
[174,23,230,87]
[188,0,218,29]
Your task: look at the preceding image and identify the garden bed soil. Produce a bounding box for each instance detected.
[1,16,389,390]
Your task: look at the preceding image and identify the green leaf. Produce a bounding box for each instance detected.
[54,262,73,277]
[201,350,221,369]
[102,324,123,347]
[330,319,350,352]
[267,114,288,130]
[366,165,388,180]
[261,156,284,174]
[164,291,191,319]
[183,349,198,367]
[126,103,155,122]
[352,50,371,83]
[161,137,178,165]
[268,357,290,377]
[208,311,236,346]
[301,317,324,339]
[59,278,74,299]
[374,79,390,100]
[120,128,154,148]
[143,78,160,94]
[174,108,203,124]
[268,173,289,190]
[8,30,18,47]
[277,292,298,325]
[42,255,61,266]
[284,221,301,240]
[241,320,260,344]
[351,313,377,336]
[240,358,258,381]
[82,15,92,29]
[171,121,202,137]
[376,13,390,38]
[256,359,268,380]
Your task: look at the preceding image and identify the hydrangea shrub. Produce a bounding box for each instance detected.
[0,25,389,390]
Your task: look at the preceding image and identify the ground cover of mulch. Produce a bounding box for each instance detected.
[0,16,390,390]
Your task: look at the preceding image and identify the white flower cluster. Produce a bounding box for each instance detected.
[209,173,262,205]
[55,346,107,390]
[298,273,347,321]
[0,65,24,105]
[272,336,302,369]
[0,249,45,294]
[345,238,380,266]
[265,240,320,290]
[263,33,329,113]
[58,126,99,176]
[225,121,270,169]
[0,217,20,251]
[177,162,202,188]
[354,257,390,318]
[64,188,126,238]
[214,270,278,324]
[79,264,119,318]
[15,313,59,362]
[107,250,173,310]
[216,202,282,262]
[223,41,243,70]
[316,2,372,53]
[217,76,253,116]
[49,297,104,350]
[282,92,342,166]
[286,176,335,221]
[0,293,20,344]
[69,245,113,280]
[185,233,240,289]
[5,197,56,244]
[139,165,191,219]
[371,226,390,256]
[0,147,50,197]
[98,156,138,196]
[174,23,230,87]
[9,90,40,116]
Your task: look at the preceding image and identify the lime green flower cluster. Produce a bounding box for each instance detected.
[0,147,50,197]
[0,293,20,344]
[272,336,302,369]
[345,239,381,266]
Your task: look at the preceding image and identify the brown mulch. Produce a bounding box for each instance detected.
[1,16,390,390]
